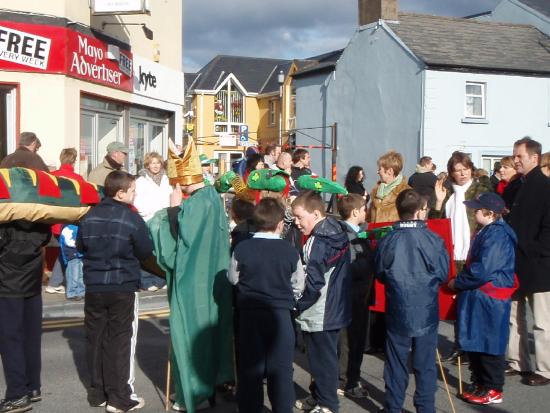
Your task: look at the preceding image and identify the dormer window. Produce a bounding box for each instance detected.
[214,78,244,133]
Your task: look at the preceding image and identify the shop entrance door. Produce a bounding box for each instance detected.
[0,86,16,161]
[129,119,167,174]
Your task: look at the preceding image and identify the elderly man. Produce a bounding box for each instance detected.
[506,137,550,386]
[0,132,48,171]
[87,142,128,186]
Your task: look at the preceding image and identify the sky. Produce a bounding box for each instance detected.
[183,0,501,73]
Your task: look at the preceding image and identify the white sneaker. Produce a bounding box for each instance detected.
[105,397,145,412]
[45,285,65,294]
[310,406,334,413]
[172,399,211,412]
[295,395,317,410]
[147,285,159,292]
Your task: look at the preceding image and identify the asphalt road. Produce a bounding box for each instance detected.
[0,295,548,413]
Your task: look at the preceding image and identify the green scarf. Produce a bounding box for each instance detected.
[376,174,403,199]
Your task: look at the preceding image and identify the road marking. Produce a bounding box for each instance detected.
[42,309,170,330]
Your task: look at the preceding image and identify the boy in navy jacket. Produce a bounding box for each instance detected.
[375,189,449,413]
[292,191,351,413]
[228,198,305,413]
[77,171,153,413]
[448,192,516,405]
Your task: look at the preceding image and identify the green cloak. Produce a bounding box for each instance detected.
[148,186,234,413]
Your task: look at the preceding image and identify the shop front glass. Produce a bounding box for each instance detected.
[0,86,16,161]
[129,106,169,174]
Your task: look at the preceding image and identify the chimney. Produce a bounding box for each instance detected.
[358,0,398,26]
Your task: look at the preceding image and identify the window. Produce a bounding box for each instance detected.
[214,79,245,135]
[482,155,507,173]
[465,82,486,118]
[269,100,276,125]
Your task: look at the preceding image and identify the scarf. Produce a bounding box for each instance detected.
[446,179,473,261]
[145,169,164,186]
[105,155,122,170]
[376,174,403,199]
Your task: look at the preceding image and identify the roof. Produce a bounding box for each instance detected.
[518,0,550,19]
[292,49,344,77]
[191,55,291,93]
[184,73,199,91]
[387,13,550,75]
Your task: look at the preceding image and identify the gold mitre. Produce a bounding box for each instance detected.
[167,138,203,186]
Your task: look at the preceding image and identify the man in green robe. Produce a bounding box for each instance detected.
[148,140,233,413]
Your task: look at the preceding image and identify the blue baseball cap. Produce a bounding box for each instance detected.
[463,192,505,214]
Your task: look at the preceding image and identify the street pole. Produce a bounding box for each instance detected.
[278,70,284,146]
[331,122,337,182]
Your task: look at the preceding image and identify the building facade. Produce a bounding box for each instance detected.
[294,1,550,188]
[0,0,184,176]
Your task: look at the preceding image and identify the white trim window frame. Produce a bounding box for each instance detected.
[465,82,486,119]
[214,78,245,136]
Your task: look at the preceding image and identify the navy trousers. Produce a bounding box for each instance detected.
[468,352,505,392]
[237,308,295,413]
[305,330,340,413]
[0,294,42,400]
[384,329,437,413]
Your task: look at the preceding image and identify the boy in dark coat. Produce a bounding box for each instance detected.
[228,198,305,413]
[336,194,374,398]
[77,171,154,413]
[375,189,449,413]
[448,192,517,405]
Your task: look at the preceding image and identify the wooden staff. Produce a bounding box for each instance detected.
[436,349,457,413]
[457,354,463,395]
[165,339,172,411]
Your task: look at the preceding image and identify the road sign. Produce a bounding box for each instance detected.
[239,125,249,145]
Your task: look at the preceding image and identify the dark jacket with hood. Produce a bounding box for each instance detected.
[343,221,375,305]
[0,220,51,297]
[454,219,516,355]
[375,220,449,337]
[506,166,550,295]
[296,216,351,332]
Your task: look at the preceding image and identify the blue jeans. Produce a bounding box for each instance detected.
[139,270,165,290]
[47,257,65,288]
[66,259,85,298]
[384,329,438,413]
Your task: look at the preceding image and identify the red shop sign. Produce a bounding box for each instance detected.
[0,21,133,92]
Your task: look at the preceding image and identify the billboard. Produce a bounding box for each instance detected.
[90,0,151,15]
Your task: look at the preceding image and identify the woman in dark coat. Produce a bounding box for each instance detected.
[345,166,369,202]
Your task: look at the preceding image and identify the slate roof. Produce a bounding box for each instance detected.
[292,49,344,77]
[518,0,550,19]
[388,13,550,75]
[191,55,291,93]
[184,73,199,91]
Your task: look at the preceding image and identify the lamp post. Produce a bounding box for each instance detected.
[277,70,284,146]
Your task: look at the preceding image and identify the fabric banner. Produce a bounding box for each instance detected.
[368,218,457,320]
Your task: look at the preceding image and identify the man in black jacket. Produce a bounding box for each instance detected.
[0,221,50,412]
[0,132,49,172]
[506,137,550,386]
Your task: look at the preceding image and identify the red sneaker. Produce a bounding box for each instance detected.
[460,384,483,401]
[467,389,503,405]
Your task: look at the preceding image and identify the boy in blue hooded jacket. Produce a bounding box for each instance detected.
[375,189,449,413]
[448,192,517,405]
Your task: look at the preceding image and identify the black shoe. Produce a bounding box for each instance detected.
[0,395,32,413]
[452,352,469,365]
[441,349,461,362]
[28,390,41,403]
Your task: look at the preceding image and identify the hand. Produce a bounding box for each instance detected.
[434,178,447,209]
[447,279,456,291]
[170,184,183,207]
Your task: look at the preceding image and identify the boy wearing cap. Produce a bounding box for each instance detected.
[87,141,129,186]
[228,198,305,413]
[448,192,517,405]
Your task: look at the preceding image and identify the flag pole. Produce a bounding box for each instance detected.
[165,339,172,411]
[436,349,457,413]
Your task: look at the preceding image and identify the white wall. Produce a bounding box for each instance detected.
[423,69,550,172]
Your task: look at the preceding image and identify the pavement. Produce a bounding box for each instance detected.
[42,287,170,319]
[1,290,545,412]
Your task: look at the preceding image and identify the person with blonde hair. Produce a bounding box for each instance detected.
[367,151,410,223]
[134,151,171,291]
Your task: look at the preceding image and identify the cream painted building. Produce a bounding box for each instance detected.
[0,0,184,176]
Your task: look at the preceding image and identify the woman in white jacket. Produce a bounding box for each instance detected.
[134,152,172,290]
